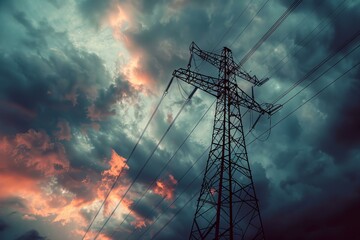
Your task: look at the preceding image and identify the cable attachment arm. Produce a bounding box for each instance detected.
[172,68,219,97]
[190,42,269,86]
[234,86,282,115]
[190,42,223,69]
[230,62,270,86]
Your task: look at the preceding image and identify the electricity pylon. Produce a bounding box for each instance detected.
[172,42,281,240]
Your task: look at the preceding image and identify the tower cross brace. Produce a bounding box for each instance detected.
[172,42,280,240]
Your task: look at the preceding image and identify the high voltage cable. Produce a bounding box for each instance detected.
[86,0,261,235]
[125,91,262,239]
[148,60,360,240]
[124,110,253,240]
[266,0,348,79]
[249,12,308,71]
[88,1,352,238]
[272,27,360,104]
[248,61,360,146]
[230,0,270,48]
[149,186,199,240]
[139,38,360,240]
[93,87,197,239]
[125,146,211,240]
[248,34,360,143]
[121,43,359,239]
[112,99,216,235]
[197,0,253,70]
[282,41,360,106]
[137,156,208,239]
[211,0,252,51]
[142,3,356,238]
[144,15,358,240]
[238,0,303,66]
[82,78,174,240]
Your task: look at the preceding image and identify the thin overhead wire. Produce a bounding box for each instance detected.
[151,24,360,240]
[282,41,360,106]
[150,189,199,240]
[111,99,216,236]
[147,55,360,240]
[132,146,210,240]
[238,0,303,66]
[272,27,360,104]
[265,0,347,79]
[190,0,252,70]
[248,61,360,146]
[82,78,173,240]
[176,78,190,100]
[93,87,197,239]
[230,0,270,48]
[249,11,308,71]
[212,0,252,50]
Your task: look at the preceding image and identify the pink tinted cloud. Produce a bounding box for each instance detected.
[153,174,178,200]
[7,129,70,176]
[0,133,145,239]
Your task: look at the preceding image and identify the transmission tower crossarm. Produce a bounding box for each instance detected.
[190,41,267,86]
[190,41,223,69]
[172,68,219,97]
[232,64,270,86]
[235,86,273,115]
[173,67,280,115]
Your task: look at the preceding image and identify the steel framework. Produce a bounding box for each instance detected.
[172,42,280,240]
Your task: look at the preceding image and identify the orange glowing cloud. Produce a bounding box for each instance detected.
[13,130,70,176]
[0,137,140,239]
[121,55,155,88]
[106,3,157,91]
[98,149,131,215]
[0,172,38,199]
[103,149,129,178]
[153,174,178,200]
[108,4,133,42]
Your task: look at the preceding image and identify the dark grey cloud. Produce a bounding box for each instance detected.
[73,0,360,239]
[15,230,46,240]
[1,0,360,240]
[317,69,360,161]
[0,219,9,232]
[78,0,112,28]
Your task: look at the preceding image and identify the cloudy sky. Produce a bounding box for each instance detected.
[0,0,360,239]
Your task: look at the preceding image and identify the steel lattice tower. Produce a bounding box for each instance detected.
[172,42,280,240]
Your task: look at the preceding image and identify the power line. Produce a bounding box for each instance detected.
[111,99,216,236]
[150,189,199,240]
[266,0,348,79]
[125,146,210,240]
[192,0,252,70]
[248,60,360,146]
[272,27,360,104]
[91,1,264,237]
[126,42,356,240]
[90,2,356,239]
[82,77,174,240]
[138,158,207,240]
[93,87,197,239]
[230,0,270,48]
[125,110,253,239]
[135,60,360,239]
[282,41,360,106]
[211,0,252,51]
[238,0,303,66]
[149,53,360,240]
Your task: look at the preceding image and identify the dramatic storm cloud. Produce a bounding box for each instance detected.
[1,0,359,239]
